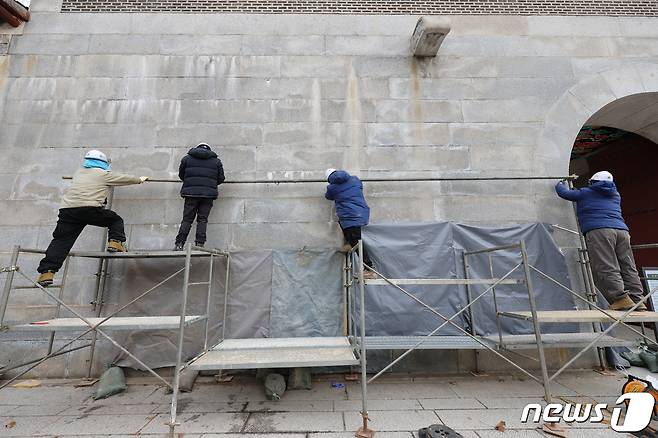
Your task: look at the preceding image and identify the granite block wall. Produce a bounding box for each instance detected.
[1,0,658,376]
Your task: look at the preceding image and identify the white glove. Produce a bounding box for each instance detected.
[139,176,149,183]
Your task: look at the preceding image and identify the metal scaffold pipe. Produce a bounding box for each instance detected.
[62,175,578,184]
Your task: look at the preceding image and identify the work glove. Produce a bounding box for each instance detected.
[139,176,149,183]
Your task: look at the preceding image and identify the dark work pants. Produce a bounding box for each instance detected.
[38,207,126,273]
[342,226,373,267]
[586,228,644,303]
[175,197,214,245]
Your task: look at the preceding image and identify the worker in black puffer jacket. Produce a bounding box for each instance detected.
[174,143,225,250]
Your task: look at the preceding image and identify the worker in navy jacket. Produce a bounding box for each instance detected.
[175,143,225,250]
[555,171,645,311]
[324,169,374,276]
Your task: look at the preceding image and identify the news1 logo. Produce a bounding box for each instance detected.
[521,393,655,433]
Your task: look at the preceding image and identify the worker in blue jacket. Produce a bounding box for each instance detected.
[555,171,645,311]
[325,169,374,277]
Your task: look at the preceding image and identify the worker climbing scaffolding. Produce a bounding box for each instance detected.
[36,150,150,286]
[555,171,647,311]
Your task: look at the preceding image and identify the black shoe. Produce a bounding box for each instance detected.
[194,242,204,248]
[174,243,184,251]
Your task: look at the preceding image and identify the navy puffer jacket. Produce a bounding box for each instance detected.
[179,147,225,199]
[325,170,370,228]
[555,180,628,234]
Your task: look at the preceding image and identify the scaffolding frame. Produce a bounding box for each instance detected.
[0,243,230,434]
[345,235,658,432]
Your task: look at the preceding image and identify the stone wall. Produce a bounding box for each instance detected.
[1,0,658,376]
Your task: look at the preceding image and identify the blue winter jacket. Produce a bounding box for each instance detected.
[555,180,628,234]
[325,171,370,229]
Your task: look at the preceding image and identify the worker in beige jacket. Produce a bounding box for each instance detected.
[37,150,149,286]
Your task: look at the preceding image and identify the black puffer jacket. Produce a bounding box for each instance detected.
[178,147,225,199]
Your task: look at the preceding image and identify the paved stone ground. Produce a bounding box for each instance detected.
[0,370,645,437]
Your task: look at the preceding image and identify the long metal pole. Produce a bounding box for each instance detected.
[489,254,505,348]
[566,180,607,370]
[462,253,479,373]
[47,256,70,355]
[356,240,372,438]
[203,254,214,351]
[63,175,578,184]
[0,245,20,329]
[169,243,193,434]
[520,240,551,402]
[221,255,230,342]
[86,187,115,378]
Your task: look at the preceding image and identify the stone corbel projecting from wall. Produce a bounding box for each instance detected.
[411,16,451,57]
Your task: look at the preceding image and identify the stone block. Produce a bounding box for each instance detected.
[375,100,462,123]
[9,34,90,55]
[159,35,242,55]
[256,146,345,172]
[280,56,350,77]
[470,145,534,171]
[262,122,354,148]
[435,195,536,223]
[88,35,160,55]
[461,98,548,123]
[28,0,63,12]
[216,77,314,99]
[178,99,274,123]
[363,145,469,172]
[25,12,133,34]
[321,78,390,99]
[243,198,331,223]
[220,55,281,78]
[449,122,540,147]
[366,197,435,223]
[0,36,9,55]
[618,17,658,37]
[326,36,410,57]
[229,223,338,250]
[242,35,324,55]
[366,123,451,147]
[0,226,40,252]
[157,124,262,147]
[0,200,58,225]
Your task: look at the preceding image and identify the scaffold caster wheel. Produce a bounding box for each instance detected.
[418,424,463,438]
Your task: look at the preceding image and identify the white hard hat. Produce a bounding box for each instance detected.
[84,149,108,163]
[325,168,337,179]
[590,171,613,182]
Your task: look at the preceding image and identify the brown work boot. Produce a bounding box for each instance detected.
[37,271,54,287]
[610,295,641,311]
[107,240,127,253]
[632,299,648,311]
[363,270,377,280]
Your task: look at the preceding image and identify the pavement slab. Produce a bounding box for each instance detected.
[418,398,485,410]
[1,415,61,436]
[344,410,440,432]
[334,398,423,411]
[141,412,249,434]
[247,400,334,412]
[244,411,345,432]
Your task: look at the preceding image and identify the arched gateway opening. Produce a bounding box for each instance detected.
[568,93,658,268]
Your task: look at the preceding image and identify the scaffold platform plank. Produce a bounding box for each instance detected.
[12,316,206,331]
[189,337,359,370]
[364,278,522,286]
[500,310,658,323]
[362,333,633,350]
[487,333,635,349]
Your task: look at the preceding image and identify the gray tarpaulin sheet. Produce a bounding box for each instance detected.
[362,222,578,336]
[96,222,576,370]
